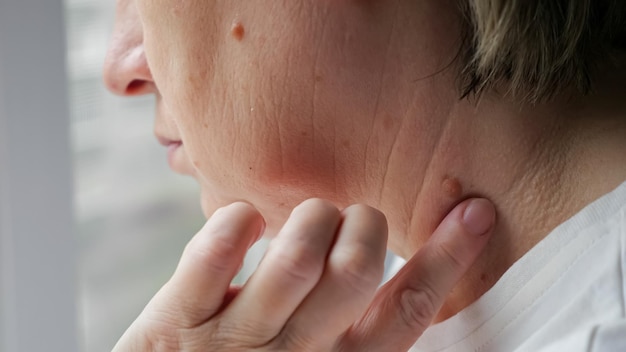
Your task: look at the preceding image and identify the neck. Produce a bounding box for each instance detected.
[380,71,626,322]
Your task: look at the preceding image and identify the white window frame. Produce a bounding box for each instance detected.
[0,1,78,351]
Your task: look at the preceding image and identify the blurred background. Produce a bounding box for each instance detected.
[65,0,266,350]
[66,0,202,350]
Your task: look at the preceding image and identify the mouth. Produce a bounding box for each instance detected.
[156,135,186,174]
[166,141,183,169]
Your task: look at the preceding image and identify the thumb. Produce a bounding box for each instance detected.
[342,198,495,352]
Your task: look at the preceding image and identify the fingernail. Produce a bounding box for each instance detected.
[462,199,495,236]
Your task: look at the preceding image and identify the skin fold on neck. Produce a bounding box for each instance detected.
[336,1,626,322]
[383,73,626,322]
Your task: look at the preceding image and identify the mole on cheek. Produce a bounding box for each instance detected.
[231,22,245,41]
[442,176,463,198]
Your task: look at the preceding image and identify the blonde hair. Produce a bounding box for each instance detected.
[459,0,626,102]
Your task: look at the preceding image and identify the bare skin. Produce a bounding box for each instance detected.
[104,0,626,348]
[113,198,495,351]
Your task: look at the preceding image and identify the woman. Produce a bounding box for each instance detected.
[104,0,626,351]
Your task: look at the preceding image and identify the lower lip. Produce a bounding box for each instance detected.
[167,142,183,169]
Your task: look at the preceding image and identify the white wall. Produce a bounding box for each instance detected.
[0,0,78,351]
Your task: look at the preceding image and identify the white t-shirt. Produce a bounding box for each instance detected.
[395,181,626,352]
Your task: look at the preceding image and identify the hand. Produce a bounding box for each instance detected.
[113,198,495,351]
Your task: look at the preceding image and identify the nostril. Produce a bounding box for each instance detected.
[126,79,147,95]
[103,48,155,96]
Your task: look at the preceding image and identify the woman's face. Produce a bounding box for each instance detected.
[105,0,461,236]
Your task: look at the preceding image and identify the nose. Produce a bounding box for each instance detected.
[103,0,155,96]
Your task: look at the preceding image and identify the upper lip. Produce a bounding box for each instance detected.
[154,100,182,147]
[156,135,182,147]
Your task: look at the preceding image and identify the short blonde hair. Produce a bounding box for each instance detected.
[459,0,626,102]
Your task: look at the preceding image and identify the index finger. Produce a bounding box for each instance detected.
[341,198,495,352]
[146,202,265,327]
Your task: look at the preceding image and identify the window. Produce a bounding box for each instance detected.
[1,1,76,351]
[66,0,206,350]
[66,1,267,350]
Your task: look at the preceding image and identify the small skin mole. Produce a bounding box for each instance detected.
[231,22,245,41]
[442,176,463,198]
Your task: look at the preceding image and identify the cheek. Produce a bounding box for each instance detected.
[186,109,340,205]
[173,12,341,200]
[152,1,392,214]
[194,141,332,237]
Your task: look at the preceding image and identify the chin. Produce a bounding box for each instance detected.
[198,188,231,218]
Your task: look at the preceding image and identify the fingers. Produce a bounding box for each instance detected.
[345,198,495,352]
[220,199,342,341]
[278,205,388,350]
[146,202,265,327]
[118,197,492,352]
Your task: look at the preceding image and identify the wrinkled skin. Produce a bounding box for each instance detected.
[104,0,497,351]
[112,199,494,351]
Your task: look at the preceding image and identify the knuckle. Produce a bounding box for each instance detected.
[397,286,439,331]
[129,318,217,352]
[176,328,213,351]
[186,234,238,273]
[436,242,465,271]
[211,319,266,347]
[135,322,183,351]
[273,330,317,352]
[271,246,323,283]
[333,248,382,295]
